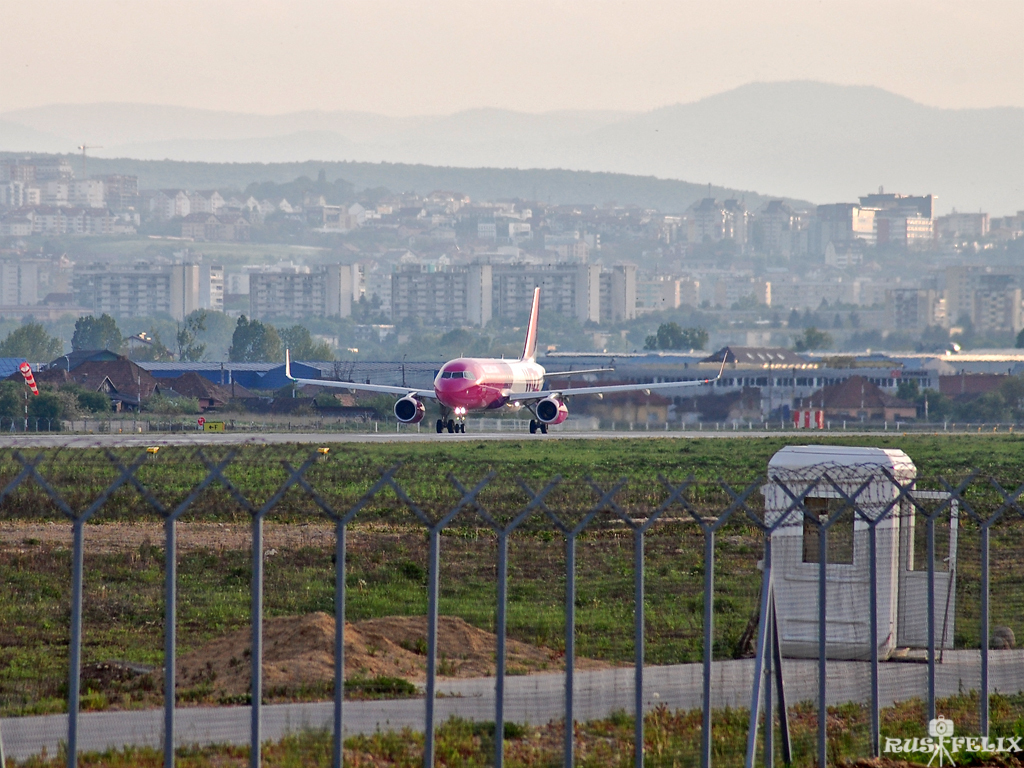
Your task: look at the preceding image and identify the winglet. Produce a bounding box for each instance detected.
[710,356,727,383]
[285,349,294,381]
[520,286,541,362]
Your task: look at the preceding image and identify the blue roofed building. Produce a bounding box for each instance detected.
[0,358,28,379]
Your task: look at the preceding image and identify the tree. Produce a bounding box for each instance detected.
[793,327,833,352]
[72,314,122,352]
[896,379,920,401]
[278,325,334,361]
[229,316,282,362]
[176,310,208,362]
[1016,328,1024,349]
[0,323,64,361]
[28,390,63,424]
[1000,375,1024,421]
[60,383,110,413]
[352,294,387,324]
[0,382,20,423]
[643,323,708,351]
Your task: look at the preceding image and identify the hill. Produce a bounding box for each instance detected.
[3,155,800,214]
[3,82,1021,212]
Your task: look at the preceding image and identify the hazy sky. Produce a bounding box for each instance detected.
[2,0,1022,115]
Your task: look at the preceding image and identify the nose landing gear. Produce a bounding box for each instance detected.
[529,419,548,434]
[438,409,467,434]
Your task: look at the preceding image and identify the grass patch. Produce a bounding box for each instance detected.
[2,436,1024,715]
[12,692,1024,766]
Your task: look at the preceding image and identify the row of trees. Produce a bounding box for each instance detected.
[0,381,110,424]
[644,323,708,351]
[0,313,337,364]
[894,377,1024,423]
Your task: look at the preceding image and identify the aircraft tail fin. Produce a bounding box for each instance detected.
[520,287,541,362]
[285,349,294,380]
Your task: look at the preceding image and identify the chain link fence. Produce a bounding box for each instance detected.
[0,445,1021,767]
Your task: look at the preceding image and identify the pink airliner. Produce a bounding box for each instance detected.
[286,287,723,434]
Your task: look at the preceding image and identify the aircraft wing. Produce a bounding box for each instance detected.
[521,359,726,400]
[544,367,616,377]
[284,351,438,399]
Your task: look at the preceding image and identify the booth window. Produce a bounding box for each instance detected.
[802,497,854,564]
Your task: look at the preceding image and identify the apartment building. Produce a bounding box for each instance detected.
[636,276,700,314]
[886,288,940,333]
[813,203,877,254]
[936,212,989,240]
[247,264,362,320]
[391,264,485,326]
[944,266,1024,334]
[73,263,202,321]
[688,198,749,247]
[492,262,602,323]
[0,258,50,306]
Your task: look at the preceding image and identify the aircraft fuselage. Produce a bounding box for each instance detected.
[433,357,545,412]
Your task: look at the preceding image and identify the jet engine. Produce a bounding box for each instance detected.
[536,396,568,425]
[394,396,426,424]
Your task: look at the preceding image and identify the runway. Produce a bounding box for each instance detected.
[0,428,881,449]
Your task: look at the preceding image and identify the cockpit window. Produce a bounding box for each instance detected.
[441,371,470,379]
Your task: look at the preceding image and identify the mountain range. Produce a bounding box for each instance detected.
[2,82,1021,213]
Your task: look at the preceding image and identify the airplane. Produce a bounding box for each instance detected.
[285,287,725,434]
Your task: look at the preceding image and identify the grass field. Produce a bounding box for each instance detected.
[2,434,1024,719]
[2,433,1024,519]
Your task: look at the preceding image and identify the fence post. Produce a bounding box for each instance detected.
[334,522,346,768]
[564,534,576,767]
[424,527,441,768]
[817,513,828,768]
[495,532,509,768]
[164,517,177,768]
[868,520,880,757]
[633,530,646,768]
[67,517,85,768]
[701,527,715,768]
[980,521,991,736]
[251,515,264,768]
[927,511,936,721]
[744,537,774,768]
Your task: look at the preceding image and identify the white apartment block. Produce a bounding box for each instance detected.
[71,263,201,321]
[200,264,225,312]
[247,264,361,320]
[71,180,105,208]
[0,258,49,306]
[937,212,989,240]
[391,264,484,326]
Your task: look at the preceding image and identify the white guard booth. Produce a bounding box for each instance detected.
[764,446,957,661]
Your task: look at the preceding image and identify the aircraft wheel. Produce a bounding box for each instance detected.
[447,419,455,433]
[459,423,466,433]
[540,422,548,434]
[529,420,537,434]
[436,419,444,434]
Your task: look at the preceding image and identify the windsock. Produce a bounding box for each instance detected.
[18,361,39,396]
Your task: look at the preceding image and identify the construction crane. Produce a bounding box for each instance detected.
[77,144,102,178]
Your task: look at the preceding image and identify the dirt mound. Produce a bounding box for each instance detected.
[174,613,609,700]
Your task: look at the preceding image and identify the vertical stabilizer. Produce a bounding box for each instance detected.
[520,287,541,361]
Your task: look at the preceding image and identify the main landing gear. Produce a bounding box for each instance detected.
[529,419,548,434]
